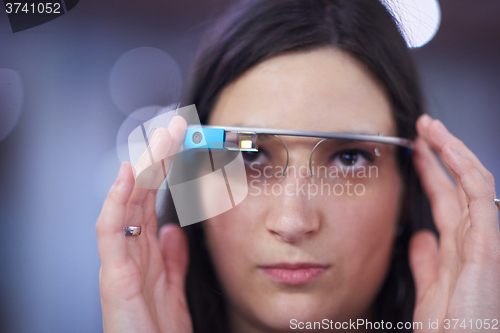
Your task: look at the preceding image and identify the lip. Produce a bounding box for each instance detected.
[258,263,330,285]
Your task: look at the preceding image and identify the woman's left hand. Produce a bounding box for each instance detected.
[410,114,500,332]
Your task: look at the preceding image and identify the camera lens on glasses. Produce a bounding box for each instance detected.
[192,131,203,144]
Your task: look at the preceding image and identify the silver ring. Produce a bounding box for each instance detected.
[124,226,142,236]
[495,198,500,210]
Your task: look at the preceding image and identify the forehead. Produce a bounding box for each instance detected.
[208,47,395,136]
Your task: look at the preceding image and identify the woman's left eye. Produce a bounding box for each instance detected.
[331,150,373,167]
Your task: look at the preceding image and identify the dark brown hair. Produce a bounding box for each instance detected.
[160,0,433,331]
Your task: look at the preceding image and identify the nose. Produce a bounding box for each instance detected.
[264,176,321,243]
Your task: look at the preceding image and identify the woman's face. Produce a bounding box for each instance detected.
[203,47,403,331]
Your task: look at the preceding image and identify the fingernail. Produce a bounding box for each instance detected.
[149,129,160,146]
[420,114,432,127]
[435,120,449,134]
[168,116,180,131]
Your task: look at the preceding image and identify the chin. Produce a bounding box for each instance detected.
[245,292,344,331]
[250,309,336,333]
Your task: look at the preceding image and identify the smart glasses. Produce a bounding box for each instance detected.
[177,125,413,188]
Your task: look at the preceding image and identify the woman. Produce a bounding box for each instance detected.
[96,0,500,332]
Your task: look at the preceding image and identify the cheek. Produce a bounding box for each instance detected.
[196,153,250,227]
[327,169,403,311]
[202,196,263,293]
[204,221,243,291]
[332,159,403,249]
[341,181,401,250]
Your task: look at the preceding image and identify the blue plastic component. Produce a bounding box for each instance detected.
[183,127,225,150]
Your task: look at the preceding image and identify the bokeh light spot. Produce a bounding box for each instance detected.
[109,47,182,115]
[0,69,23,141]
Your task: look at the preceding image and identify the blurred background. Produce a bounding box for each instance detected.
[0,0,499,332]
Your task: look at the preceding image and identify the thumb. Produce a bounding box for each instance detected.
[159,223,189,292]
[409,230,439,302]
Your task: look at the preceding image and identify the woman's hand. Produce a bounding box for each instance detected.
[411,114,500,332]
[96,116,192,333]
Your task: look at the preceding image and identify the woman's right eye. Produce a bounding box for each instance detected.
[242,149,272,166]
[242,150,261,162]
[328,149,374,168]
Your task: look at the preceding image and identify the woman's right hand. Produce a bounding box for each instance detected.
[96,115,192,333]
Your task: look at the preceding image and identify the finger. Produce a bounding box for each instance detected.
[166,115,188,158]
[417,114,495,189]
[454,183,469,212]
[159,224,189,292]
[127,127,174,210]
[409,230,439,302]
[442,141,499,235]
[416,115,457,184]
[96,162,135,266]
[143,116,186,236]
[134,127,173,190]
[131,115,186,196]
[413,137,462,233]
[126,117,187,233]
[416,115,468,210]
[162,115,188,177]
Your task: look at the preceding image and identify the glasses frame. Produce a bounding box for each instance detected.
[183,125,414,177]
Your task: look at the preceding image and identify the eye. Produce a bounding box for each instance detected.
[242,149,270,165]
[242,150,260,162]
[339,151,358,166]
[331,149,373,167]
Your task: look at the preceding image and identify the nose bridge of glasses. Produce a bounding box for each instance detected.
[272,135,324,177]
